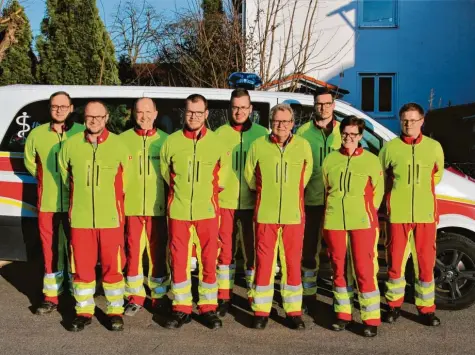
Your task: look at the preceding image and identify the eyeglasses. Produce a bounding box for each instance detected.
[85,115,107,121]
[341,132,360,139]
[136,111,155,116]
[271,119,293,127]
[314,102,333,109]
[185,110,205,118]
[400,118,423,125]
[50,105,70,111]
[231,106,251,112]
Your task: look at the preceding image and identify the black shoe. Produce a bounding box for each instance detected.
[153,297,171,316]
[384,307,401,324]
[217,299,231,317]
[286,315,305,330]
[363,325,378,337]
[68,316,92,332]
[35,301,57,315]
[109,316,124,331]
[165,311,192,329]
[124,303,142,317]
[331,319,350,331]
[302,295,316,316]
[201,311,223,330]
[420,313,441,327]
[253,316,269,330]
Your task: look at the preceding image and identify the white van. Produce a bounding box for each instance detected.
[1,85,475,310]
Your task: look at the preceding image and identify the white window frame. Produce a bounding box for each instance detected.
[358,0,398,28]
[359,73,397,119]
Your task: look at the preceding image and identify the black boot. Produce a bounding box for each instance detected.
[217,299,231,317]
[124,303,142,317]
[35,301,57,315]
[363,325,378,337]
[109,316,124,331]
[331,319,350,331]
[253,316,269,330]
[68,316,92,332]
[165,311,192,329]
[302,295,316,316]
[384,307,401,324]
[153,297,171,316]
[201,311,223,329]
[286,315,305,330]
[420,313,441,327]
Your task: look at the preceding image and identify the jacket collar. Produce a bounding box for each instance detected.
[400,133,423,145]
[269,132,293,147]
[313,116,337,130]
[183,125,207,140]
[339,145,364,156]
[85,128,109,144]
[49,121,72,133]
[230,119,252,132]
[134,127,157,136]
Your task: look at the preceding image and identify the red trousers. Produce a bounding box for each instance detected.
[386,223,436,314]
[301,205,325,297]
[252,223,304,316]
[323,229,381,326]
[125,216,169,305]
[70,227,125,317]
[38,212,71,304]
[168,218,219,314]
[217,208,255,300]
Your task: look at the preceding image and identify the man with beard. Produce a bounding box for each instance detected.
[214,88,268,316]
[296,87,341,313]
[24,91,84,315]
[59,101,129,332]
[160,94,226,329]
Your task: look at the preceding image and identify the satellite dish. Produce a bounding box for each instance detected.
[228,72,262,90]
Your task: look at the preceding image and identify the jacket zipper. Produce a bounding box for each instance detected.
[190,139,198,220]
[238,132,243,209]
[341,156,351,230]
[412,144,415,222]
[277,147,284,223]
[57,132,64,212]
[143,136,147,216]
[91,146,97,228]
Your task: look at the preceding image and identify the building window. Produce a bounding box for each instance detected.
[360,73,396,117]
[358,0,398,28]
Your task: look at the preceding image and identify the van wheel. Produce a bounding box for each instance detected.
[435,231,475,310]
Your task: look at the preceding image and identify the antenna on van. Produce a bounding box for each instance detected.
[228,72,262,90]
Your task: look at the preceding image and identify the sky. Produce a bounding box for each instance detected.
[19,0,192,36]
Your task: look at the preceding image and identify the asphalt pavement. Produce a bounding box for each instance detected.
[1,259,474,355]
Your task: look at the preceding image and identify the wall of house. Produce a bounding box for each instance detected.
[245,0,475,133]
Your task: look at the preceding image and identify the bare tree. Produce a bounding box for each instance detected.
[0,4,24,63]
[111,0,164,65]
[246,0,355,91]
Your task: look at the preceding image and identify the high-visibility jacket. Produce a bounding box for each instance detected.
[59,129,129,229]
[379,134,444,224]
[296,119,341,206]
[322,146,383,230]
[24,122,85,212]
[160,127,226,221]
[215,120,268,210]
[120,127,168,216]
[244,134,313,225]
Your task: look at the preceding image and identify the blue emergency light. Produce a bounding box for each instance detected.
[228,72,262,90]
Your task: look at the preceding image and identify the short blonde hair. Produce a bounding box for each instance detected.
[270,103,294,122]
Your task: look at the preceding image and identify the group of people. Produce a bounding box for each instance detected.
[24,86,444,337]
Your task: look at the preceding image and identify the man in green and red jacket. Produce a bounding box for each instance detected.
[24,91,84,315]
[59,101,129,332]
[120,98,169,317]
[214,88,268,316]
[244,103,313,330]
[379,103,444,327]
[160,94,227,330]
[296,87,341,311]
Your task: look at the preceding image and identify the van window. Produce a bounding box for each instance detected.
[1,98,271,152]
